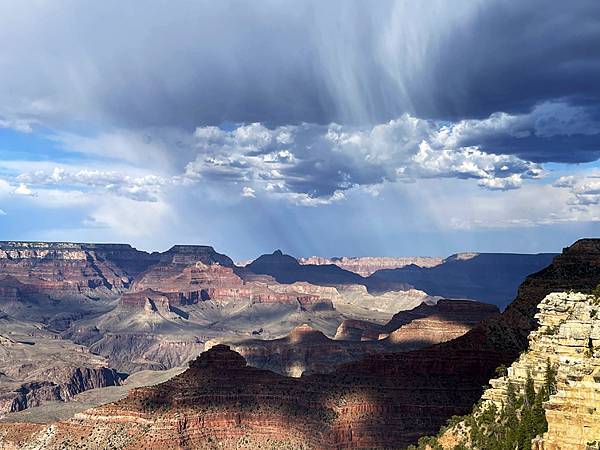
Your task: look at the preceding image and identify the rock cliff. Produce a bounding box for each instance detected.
[484,291,600,449]
[0,321,123,416]
[298,256,443,276]
[0,241,160,329]
[426,291,600,449]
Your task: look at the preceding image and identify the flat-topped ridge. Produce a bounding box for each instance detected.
[0,241,140,251]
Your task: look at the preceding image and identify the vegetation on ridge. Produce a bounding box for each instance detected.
[408,360,557,450]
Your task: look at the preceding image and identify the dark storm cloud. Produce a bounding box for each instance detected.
[427,0,600,121]
[0,0,598,169]
[1,1,598,125]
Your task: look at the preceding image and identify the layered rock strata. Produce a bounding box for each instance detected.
[298,256,443,276]
[334,299,499,342]
[0,328,123,415]
[0,241,158,296]
[3,240,598,448]
[0,344,508,449]
[475,292,600,449]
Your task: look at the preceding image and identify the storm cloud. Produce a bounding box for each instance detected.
[0,0,599,257]
[0,1,598,131]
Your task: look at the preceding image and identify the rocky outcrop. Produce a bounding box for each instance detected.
[0,367,123,414]
[246,250,372,287]
[473,292,600,449]
[299,256,443,276]
[334,299,499,342]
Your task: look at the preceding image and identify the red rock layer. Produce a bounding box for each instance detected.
[4,240,600,448]
[120,289,198,309]
[133,258,335,310]
[384,298,499,333]
[333,299,499,342]
[0,242,132,297]
[0,345,494,449]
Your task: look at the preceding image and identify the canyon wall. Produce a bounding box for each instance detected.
[298,256,443,277]
[482,292,600,449]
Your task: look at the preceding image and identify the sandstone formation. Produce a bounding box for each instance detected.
[3,239,593,448]
[299,255,443,276]
[0,241,160,330]
[334,299,499,342]
[475,292,600,449]
[0,241,159,295]
[384,299,499,346]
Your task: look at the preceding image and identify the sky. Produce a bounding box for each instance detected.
[0,0,599,259]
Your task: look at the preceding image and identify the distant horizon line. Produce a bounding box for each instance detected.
[0,238,564,261]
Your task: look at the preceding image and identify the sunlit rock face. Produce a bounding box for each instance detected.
[0,241,161,331]
[132,246,237,294]
[440,291,600,450]
[0,241,159,294]
[0,242,123,298]
[298,256,444,277]
[384,299,500,345]
[498,291,600,450]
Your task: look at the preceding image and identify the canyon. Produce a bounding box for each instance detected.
[208,299,499,376]
[1,239,590,449]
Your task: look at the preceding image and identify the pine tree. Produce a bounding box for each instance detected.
[544,359,557,397]
[532,386,548,436]
[524,372,535,408]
